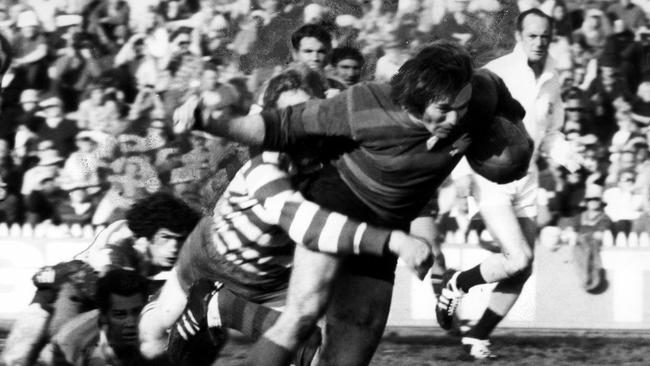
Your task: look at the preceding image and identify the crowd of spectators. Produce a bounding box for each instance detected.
[0,0,650,255]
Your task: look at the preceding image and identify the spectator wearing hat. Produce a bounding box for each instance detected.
[603,168,645,235]
[24,167,66,225]
[21,146,64,197]
[56,178,102,225]
[11,10,49,90]
[572,9,612,63]
[571,184,612,293]
[32,97,79,157]
[0,139,22,224]
[50,14,83,55]
[61,131,103,191]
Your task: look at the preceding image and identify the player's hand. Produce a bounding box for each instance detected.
[548,136,584,173]
[388,231,434,280]
[173,95,200,134]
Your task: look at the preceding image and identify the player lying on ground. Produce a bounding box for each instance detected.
[49,269,164,366]
[172,40,534,366]
[139,67,433,366]
[1,193,200,366]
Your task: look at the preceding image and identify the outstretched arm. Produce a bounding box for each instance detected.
[139,269,188,360]
[241,153,433,278]
[173,92,353,150]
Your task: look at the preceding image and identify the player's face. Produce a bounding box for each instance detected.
[293,37,328,71]
[105,293,144,348]
[335,58,362,86]
[149,228,185,268]
[517,14,552,64]
[419,83,472,135]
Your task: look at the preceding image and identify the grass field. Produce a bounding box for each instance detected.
[215,328,650,366]
[3,327,650,365]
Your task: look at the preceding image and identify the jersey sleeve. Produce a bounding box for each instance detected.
[243,153,391,257]
[261,91,353,151]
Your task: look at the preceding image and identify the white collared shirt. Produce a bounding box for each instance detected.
[484,44,564,158]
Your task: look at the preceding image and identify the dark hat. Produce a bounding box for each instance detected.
[631,101,650,125]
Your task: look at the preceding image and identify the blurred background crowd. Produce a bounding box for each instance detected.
[0,0,649,250]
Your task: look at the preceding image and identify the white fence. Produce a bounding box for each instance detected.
[0,223,105,240]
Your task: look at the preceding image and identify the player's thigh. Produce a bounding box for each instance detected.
[284,245,341,314]
[319,273,393,366]
[474,174,533,259]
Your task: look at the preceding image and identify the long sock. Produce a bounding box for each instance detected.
[456,264,486,293]
[215,288,281,340]
[246,336,293,366]
[213,289,321,366]
[466,308,503,340]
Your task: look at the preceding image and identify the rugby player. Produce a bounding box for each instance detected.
[1,193,200,366]
[139,67,433,366]
[174,40,532,366]
[436,9,579,359]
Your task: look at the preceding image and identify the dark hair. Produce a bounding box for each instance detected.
[262,65,327,108]
[516,8,554,33]
[96,269,148,315]
[330,46,364,66]
[126,192,200,240]
[390,41,473,118]
[290,24,331,51]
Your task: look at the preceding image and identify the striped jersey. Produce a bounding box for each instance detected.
[261,69,525,223]
[208,151,392,279]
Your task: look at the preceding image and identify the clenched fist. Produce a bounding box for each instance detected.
[388,231,434,280]
[173,95,200,134]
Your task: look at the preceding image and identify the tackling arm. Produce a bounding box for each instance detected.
[139,268,188,360]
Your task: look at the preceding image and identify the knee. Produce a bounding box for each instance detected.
[502,248,533,278]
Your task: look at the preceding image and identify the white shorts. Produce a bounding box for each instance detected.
[472,171,538,219]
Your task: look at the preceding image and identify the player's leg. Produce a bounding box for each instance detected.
[436,174,534,330]
[318,269,394,366]
[247,245,341,366]
[461,216,535,359]
[460,175,537,359]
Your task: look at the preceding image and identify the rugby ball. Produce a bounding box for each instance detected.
[466,115,534,184]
